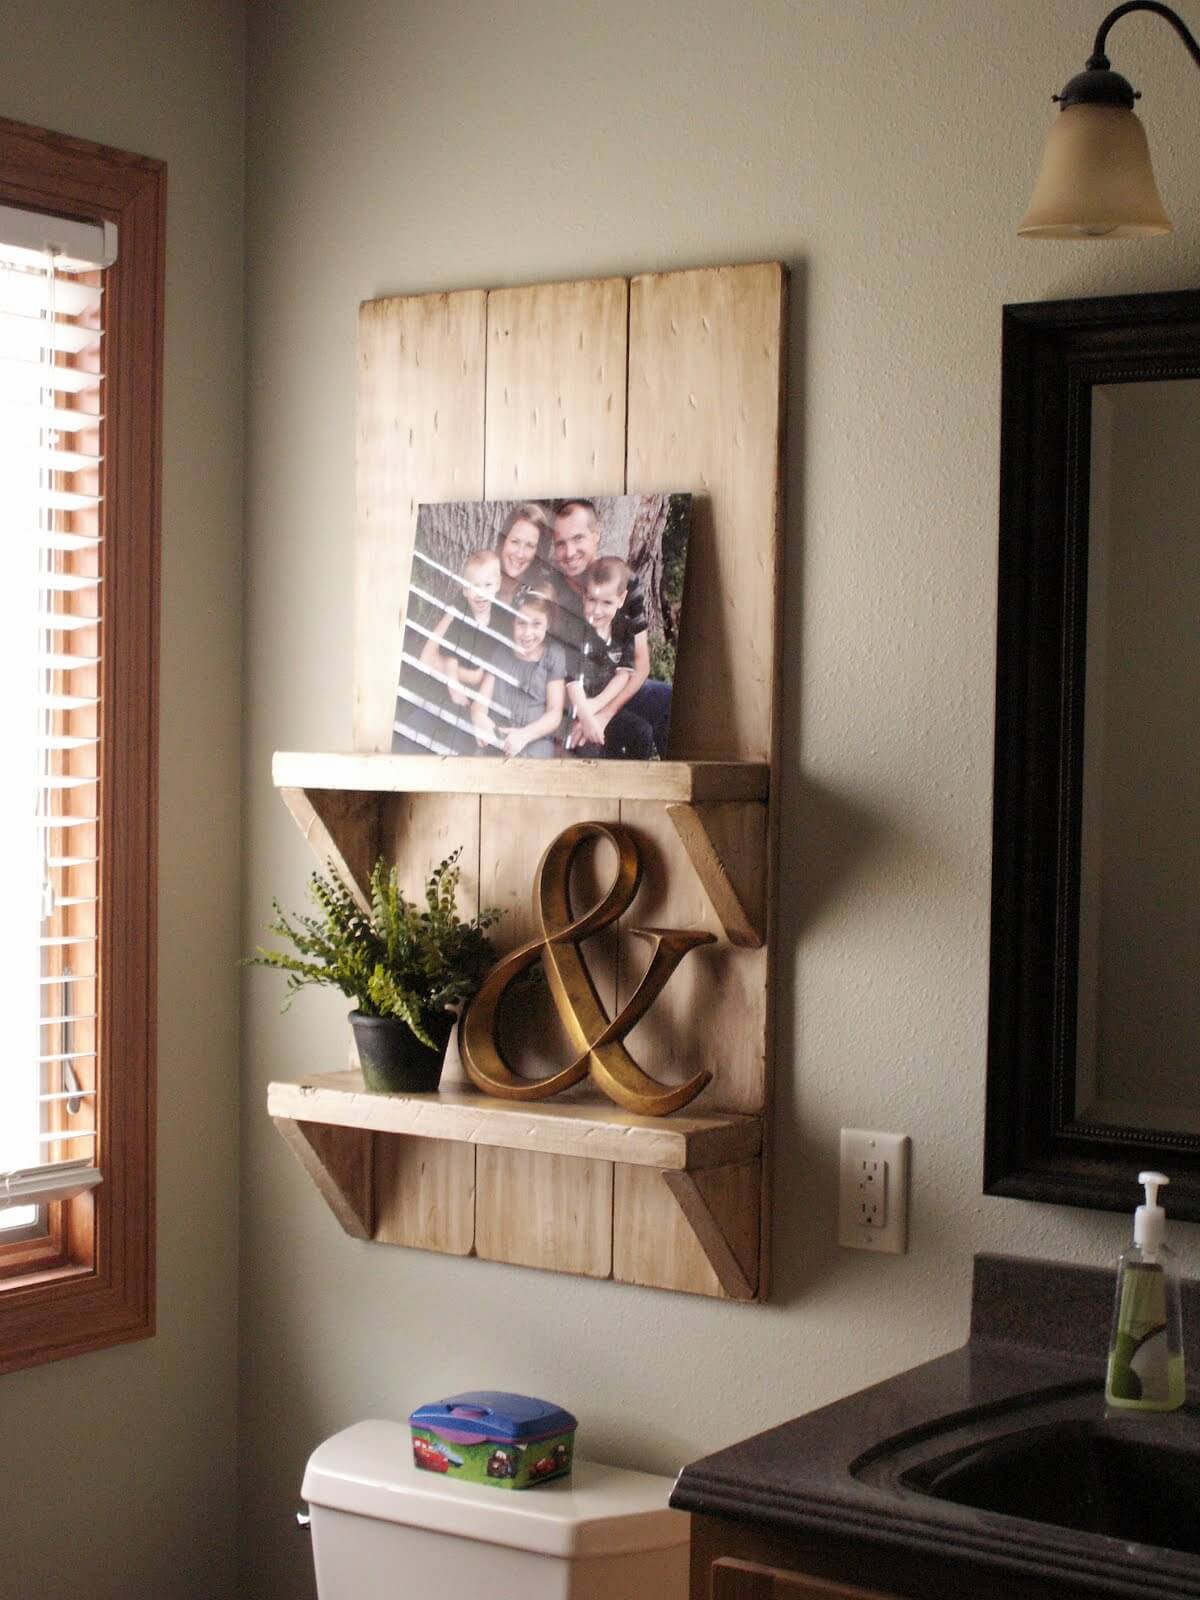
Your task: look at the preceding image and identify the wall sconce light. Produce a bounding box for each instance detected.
[1019,1,1200,237]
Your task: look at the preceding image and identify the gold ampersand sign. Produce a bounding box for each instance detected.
[461,821,716,1116]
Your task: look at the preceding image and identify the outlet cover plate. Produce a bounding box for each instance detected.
[839,1128,910,1254]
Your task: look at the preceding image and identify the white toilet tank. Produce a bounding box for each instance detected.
[302,1419,690,1600]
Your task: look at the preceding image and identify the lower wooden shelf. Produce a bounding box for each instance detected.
[268,1072,764,1300]
[269,1072,760,1169]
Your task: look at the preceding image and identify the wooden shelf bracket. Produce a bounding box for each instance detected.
[279,785,380,909]
[278,774,768,951]
[272,1116,374,1240]
[662,1167,760,1300]
[667,801,768,949]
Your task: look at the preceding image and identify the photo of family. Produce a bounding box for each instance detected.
[390,493,691,761]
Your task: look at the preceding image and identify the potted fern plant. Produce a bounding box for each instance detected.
[248,850,500,1092]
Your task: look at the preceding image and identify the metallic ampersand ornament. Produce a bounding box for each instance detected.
[460,821,716,1116]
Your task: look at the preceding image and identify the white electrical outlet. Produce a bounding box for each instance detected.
[856,1157,886,1228]
[839,1129,910,1254]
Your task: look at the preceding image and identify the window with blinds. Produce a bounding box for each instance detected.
[0,120,159,1376]
[0,204,115,1233]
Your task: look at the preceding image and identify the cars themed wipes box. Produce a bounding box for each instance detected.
[409,1391,577,1489]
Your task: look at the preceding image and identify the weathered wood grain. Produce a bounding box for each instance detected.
[273,751,769,803]
[373,1135,475,1255]
[354,290,487,752]
[475,1149,613,1278]
[484,277,627,498]
[275,263,789,1300]
[272,1118,372,1239]
[279,786,381,908]
[613,1159,761,1299]
[268,1075,760,1170]
[627,262,785,763]
[667,800,768,948]
[472,275,630,1274]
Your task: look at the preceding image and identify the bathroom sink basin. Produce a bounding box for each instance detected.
[678,1259,1200,1600]
[853,1380,1200,1559]
[900,1418,1200,1554]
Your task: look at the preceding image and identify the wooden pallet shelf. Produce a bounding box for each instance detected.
[270,1071,764,1299]
[273,752,769,804]
[269,1072,762,1170]
[277,765,769,951]
[264,261,784,1302]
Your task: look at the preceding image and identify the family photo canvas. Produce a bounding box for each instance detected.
[390,493,691,761]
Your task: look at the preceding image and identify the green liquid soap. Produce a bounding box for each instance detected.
[1105,1174,1186,1414]
[1106,1347,1186,1412]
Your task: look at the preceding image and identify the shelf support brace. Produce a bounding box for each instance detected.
[273,1117,374,1240]
[662,1164,759,1300]
[280,787,382,909]
[667,801,767,949]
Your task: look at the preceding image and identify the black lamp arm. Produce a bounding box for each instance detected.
[1090,1,1200,74]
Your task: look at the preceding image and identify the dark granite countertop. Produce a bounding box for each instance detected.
[672,1254,1200,1600]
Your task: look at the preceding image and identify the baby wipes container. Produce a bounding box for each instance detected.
[302,1418,690,1600]
[409,1390,577,1488]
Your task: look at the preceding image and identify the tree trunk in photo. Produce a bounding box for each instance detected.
[417,500,510,595]
[626,493,672,643]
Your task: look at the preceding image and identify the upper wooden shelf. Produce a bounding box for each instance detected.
[272,752,769,804]
[268,1071,762,1173]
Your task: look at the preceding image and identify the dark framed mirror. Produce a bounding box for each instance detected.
[986,289,1200,1219]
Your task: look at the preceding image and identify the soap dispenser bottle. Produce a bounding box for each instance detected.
[1105,1171,1185,1412]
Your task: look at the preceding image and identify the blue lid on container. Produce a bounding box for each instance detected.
[410,1391,577,1446]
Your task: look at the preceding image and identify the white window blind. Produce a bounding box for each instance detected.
[0,204,114,1226]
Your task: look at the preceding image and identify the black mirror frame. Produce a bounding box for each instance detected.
[986,288,1200,1221]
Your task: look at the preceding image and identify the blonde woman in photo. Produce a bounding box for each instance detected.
[494,501,551,604]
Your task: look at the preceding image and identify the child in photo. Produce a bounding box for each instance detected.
[471,582,566,758]
[394,548,503,755]
[565,557,656,759]
[418,548,502,711]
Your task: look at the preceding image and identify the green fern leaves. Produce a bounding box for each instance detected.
[247,851,500,1047]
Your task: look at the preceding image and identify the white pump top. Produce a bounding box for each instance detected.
[1134,1170,1170,1252]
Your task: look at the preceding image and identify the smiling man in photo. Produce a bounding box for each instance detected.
[550,499,672,757]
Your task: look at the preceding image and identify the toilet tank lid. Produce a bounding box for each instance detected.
[302,1421,689,1559]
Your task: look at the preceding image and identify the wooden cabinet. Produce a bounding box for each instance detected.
[690,1511,1113,1600]
[712,1557,901,1599]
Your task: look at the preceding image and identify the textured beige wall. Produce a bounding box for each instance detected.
[241,2,1200,1597]
[0,3,244,1597]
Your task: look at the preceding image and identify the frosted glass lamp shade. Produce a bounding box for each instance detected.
[1018,103,1172,237]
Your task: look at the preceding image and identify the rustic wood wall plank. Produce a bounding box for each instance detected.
[355,289,488,753]
[627,262,785,763]
[373,1135,475,1255]
[667,800,768,948]
[279,787,382,910]
[618,262,784,1298]
[484,278,628,498]
[351,289,488,1230]
[475,1150,613,1278]
[472,277,630,1274]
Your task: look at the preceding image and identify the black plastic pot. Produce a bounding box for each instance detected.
[349,1009,454,1093]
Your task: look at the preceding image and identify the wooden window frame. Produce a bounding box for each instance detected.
[0,117,162,1375]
